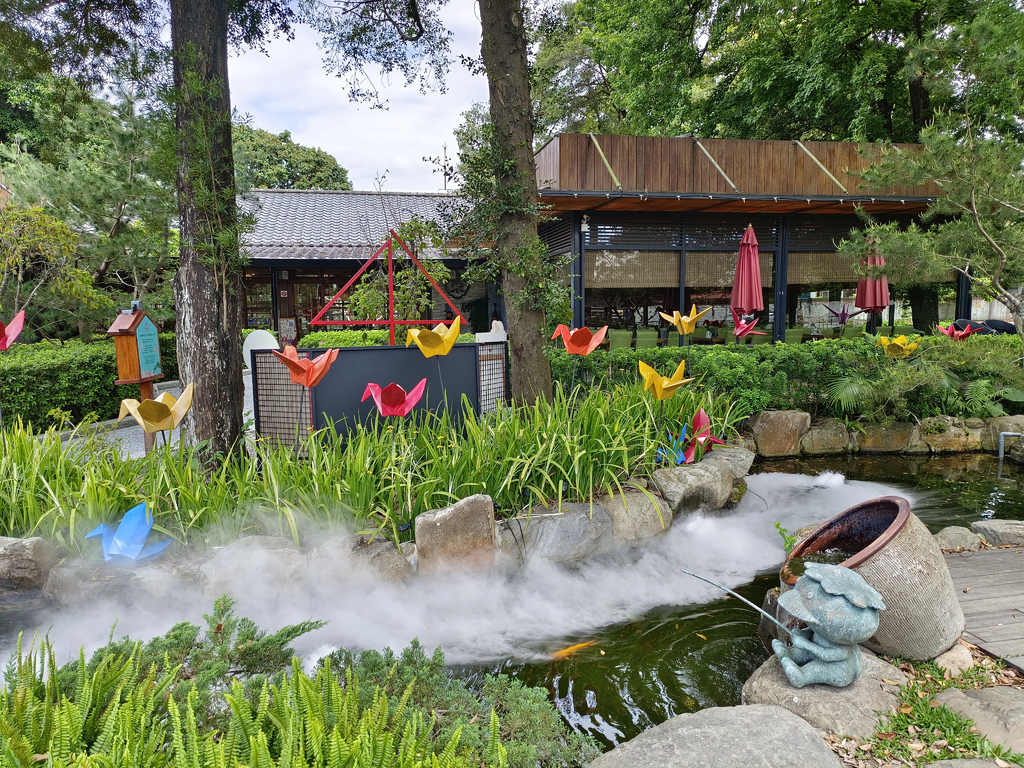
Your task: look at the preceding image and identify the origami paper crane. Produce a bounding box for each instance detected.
[824,303,865,326]
[937,323,981,341]
[657,427,690,465]
[689,408,726,460]
[551,324,608,356]
[406,316,461,358]
[731,308,768,338]
[272,345,339,388]
[0,310,25,351]
[876,335,921,359]
[660,305,711,336]
[362,379,427,417]
[86,502,170,564]
[118,383,195,434]
[639,360,694,401]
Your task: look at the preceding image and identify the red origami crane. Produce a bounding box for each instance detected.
[685,407,726,463]
[272,345,339,388]
[937,323,981,342]
[731,308,767,338]
[551,324,608,356]
[0,310,25,351]
[362,379,427,417]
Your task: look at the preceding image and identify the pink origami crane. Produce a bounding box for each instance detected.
[362,379,427,417]
[272,345,339,388]
[685,408,726,463]
[551,324,608,356]
[731,308,768,338]
[824,303,865,326]
[0,310,25,351]
[937,323,981,341]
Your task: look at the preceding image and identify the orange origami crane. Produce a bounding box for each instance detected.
[272,345,339,387]
[638,360,694,401]
[660,305,711,336]
[876,334,920,359]
[406,316,461,358]
[551,324,608,356]
[118,383,195,434]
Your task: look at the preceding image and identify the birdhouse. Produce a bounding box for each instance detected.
[107,307,163,385]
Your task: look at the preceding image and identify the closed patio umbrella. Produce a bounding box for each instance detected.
[855,236,890,334]
[730,224,764,316]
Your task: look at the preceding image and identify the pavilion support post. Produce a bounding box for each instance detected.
[571,211,585,328]
[955,270,972,321]
[679,217,687,345]
[773,216,789,343]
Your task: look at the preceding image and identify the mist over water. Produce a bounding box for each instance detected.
[3,470,911,668]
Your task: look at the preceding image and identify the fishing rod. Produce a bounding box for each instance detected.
[680,568,795,637]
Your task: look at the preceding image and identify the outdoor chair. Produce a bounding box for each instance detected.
[892,325,918,337]
[666,329,680,347]
[750,332,772,344]
[634,329,659,349]
[842,323,865,339]
[607,329,634,351]
[784,327,806,344]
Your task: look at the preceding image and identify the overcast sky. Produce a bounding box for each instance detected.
[229,4,489,193]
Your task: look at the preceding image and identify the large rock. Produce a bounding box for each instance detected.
[653,463,732,514]
[701,447,756,480]
[307,535,409,584]
[200,536,304,598]
[587,704,840,768]
[799,419,852,455]
[742,652,905,739]
[936,686,1024,752]
[982,416,1024,453]
[0,537,58,588]
[855,422,925,454]
[598,489,672,542]
[44,554,204,608]
[971,520,1024,547]
[748,411,811,457]
[518,503,614,566]
[920,416,984,453]
[1011,440,1024,465]
[415,494,497,575]
[934,526,983,551]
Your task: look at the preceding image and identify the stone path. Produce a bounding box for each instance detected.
[946,548,1024,673]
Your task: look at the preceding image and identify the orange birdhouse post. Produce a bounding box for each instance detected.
[107,303,163,453]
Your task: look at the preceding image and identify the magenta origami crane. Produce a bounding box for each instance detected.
[824,303,865,326]
[686,407,726,463]
[0,310,25,351]
[731,308,767,338]
[551,324,608,356]
[937,323,981,341]
[362,379,427,417]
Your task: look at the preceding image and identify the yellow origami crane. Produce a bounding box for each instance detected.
[876,334,920,360]
[118,383,195,433]
[406,316,461,358]
[639,360,694,401]
[660,305,711,336]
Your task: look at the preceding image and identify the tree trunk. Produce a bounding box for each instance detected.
[170,0,244,454]
[907,284,939,333]
[479,0,553,403]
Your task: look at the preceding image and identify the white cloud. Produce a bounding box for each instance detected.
[230,4,488,193]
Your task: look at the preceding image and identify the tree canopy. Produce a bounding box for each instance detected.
[233,124,352,190]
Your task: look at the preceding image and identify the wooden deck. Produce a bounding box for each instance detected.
[945,549,1024,672]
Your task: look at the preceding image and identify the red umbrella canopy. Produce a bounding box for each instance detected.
[855,237,890,313]
[730,224,764,315]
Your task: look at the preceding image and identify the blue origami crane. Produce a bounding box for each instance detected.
[86,502,170,564]
[657,426,689,465]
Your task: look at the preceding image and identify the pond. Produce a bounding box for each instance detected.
[0,453,1021,752]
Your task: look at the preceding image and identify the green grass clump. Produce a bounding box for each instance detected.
[300,329,476,347]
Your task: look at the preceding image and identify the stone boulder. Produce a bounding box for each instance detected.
[598,488,672,542]
[516,503,614,566]
[934,642,975,678]
[748,411,810,457]
[587,704,840,768]
[200,536,304,598]
[971,520,1024,547]
[855,422,926,454]
[981,416,1024,453]
[741,651,906,739]
[934,526,983,552]
[307,535,409,584]
[936,686,1024,752]
[920,416,984,453]
[0,537,58,588]
[1011,440,1024,465]
[652,447,753,515]
[799,419,852,455]
[415,494,497,575]
[44,554,204,608]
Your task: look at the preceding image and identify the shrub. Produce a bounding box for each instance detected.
[301,328,476,347]
[0,334,178,428]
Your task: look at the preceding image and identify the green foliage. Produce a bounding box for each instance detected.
[774,523,797,556]
[0,334,178,427]
[233,123,352,190]
[300,329,476,348]
[324,640,600,768]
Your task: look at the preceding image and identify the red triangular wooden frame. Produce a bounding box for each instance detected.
[309,230,467,345]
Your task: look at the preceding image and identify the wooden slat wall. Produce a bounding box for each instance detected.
[539,134,941,198]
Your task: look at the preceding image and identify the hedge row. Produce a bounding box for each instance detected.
[0,335,178,428]
[300,328,476,347]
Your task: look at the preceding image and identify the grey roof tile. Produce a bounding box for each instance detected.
[243,189,452,261]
